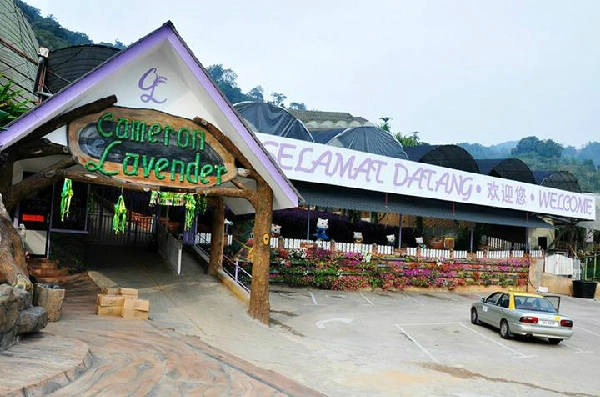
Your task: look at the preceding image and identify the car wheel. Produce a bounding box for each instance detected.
[470,308,481,325]
[548,338,562,345]
[500,319,511,339]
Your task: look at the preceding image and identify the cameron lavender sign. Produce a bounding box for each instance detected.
[257,134,595,221]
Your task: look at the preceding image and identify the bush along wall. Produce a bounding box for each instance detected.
[269,247,530,291]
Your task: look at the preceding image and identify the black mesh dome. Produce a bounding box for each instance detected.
[327,126,407,159]
[45,45,121,94]
[234,102,313,142]
[534,171,582,193]
[404,145,479,173]
[477,158,535,184]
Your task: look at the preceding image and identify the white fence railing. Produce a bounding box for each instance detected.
[530,249,544,258]
[199,232,544,261]
[545,254,578,276]
[195,233,233,246]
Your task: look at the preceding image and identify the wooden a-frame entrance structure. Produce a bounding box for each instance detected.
[0,22,299,324]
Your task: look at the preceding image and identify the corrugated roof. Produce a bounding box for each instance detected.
[288,109,369,123]
[294,181,552,229]
[0,0,39,104]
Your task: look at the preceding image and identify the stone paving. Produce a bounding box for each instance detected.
[0,251,323,397]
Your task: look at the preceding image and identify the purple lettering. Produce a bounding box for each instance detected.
[295,147,314,172]
[277,142,296,170]
[393,163,409,186]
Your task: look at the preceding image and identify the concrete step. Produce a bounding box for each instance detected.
[29,267,69,278]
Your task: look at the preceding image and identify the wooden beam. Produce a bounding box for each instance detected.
[20,95,118,144]
[208,197,224,276]
[248,177,273,324]
[4,157,76,213]
[192,117,253,170]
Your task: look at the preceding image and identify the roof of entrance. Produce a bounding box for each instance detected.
[0,22,299,213]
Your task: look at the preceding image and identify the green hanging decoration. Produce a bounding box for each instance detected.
[60,178,74,222]
[198,195,208,214]
[184,193,196,231]
[113,195,127,234]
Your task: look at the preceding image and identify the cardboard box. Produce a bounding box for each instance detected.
[97,294,125,307]
[97,305,122,316]
[101,287,120,295]
[134,299,150,312]
[121,298,149,320]
[96,288,147,320]
[119,288,139,298]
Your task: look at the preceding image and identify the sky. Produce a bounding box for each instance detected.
[23,0,600,147]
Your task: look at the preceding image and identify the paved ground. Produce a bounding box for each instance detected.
[4,245,600,396]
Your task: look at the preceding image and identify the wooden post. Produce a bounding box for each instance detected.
[208,197,224,276]
[248,180,273,324]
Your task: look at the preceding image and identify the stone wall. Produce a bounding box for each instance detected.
[0,284,48,350]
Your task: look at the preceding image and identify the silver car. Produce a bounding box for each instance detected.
[471,291,574,344]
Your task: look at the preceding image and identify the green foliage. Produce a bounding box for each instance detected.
[515,152,600,192]
[288,102,307,111]
[16,1,126,50]
[379,117,423,147]
[16,0,92,49]
[394,132,421,148]
[269,92,287,107]
[511,136,563,158]
[0,76,31,127]
[458,142,516,158]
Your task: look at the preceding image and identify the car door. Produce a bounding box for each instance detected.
[487,293,509,327]
[479,292,501,324]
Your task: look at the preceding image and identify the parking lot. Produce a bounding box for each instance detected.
[267,287,600,396]
[80,251,600,397]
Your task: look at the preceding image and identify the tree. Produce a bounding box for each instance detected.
[247,86,264,102]
[512,136,563,158]
[288,102,306,111]
[511,136,540,156]
[206,64,251,104]
[395,131,421,148]
[269,92,287,107]
[379,117,391,132]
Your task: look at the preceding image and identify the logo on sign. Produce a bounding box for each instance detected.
[138,67,168,104]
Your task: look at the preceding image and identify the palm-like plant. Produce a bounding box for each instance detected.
[0,74,31,128]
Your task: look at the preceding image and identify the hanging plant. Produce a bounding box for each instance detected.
[113,194,127,234]
[149,191,159,206]
[60,178,74,222]
[198,195,208,214]
[184,193,197,231]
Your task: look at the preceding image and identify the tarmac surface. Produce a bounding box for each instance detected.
[3,244,600,396]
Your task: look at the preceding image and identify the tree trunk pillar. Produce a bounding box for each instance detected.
[248,180,273,324]
[208,197,224,276]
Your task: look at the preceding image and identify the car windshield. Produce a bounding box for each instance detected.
[514,296,557,313]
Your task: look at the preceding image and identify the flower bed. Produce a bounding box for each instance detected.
[269,247,529,291]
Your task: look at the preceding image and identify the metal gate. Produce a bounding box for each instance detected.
[86,188,155,247]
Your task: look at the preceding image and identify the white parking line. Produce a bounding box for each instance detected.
[577,326,600,338]
[561,343,591,354]
[309,291,319,305]
[394,324,440,364]
[459,323,532,359]
[397,322,460,327]
[360,292,374,305]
